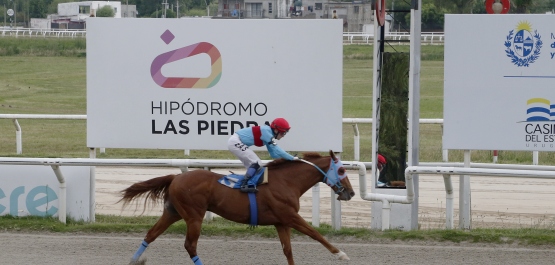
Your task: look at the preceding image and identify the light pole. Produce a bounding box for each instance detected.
[162,0,168,18]
[203,0,210,16]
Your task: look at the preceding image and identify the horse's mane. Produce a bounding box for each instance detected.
[265,152,323,169]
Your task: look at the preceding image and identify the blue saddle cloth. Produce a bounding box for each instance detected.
[218,168,266,189]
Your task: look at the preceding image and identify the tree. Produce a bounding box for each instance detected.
[513,0,533,13]
[450,0,478,13]
[96,5,115,17]
[421,3,449,30]
[136,0,160,18]
[151,8,176,18]
[29,0,47,19]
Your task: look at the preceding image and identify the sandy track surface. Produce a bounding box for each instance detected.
[95,167,555,229]
[2,232,555,265]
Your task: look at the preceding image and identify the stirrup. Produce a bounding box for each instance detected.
[240,184,258,193]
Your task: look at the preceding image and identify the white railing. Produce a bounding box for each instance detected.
[2,114,554,230]
[342,31,444,44]
[0,155,368,229]
[0,114,444,159]
[0,114,541,164]
[1,27,445,43]
[1,28,86,38]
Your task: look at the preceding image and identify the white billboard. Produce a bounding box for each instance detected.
[0,166,91,221]
[444,15,555,151]
[87,18,343,152]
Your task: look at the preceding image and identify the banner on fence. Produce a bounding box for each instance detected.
[0,165,91,221]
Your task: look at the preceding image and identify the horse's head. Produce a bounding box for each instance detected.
[324,150,355,201]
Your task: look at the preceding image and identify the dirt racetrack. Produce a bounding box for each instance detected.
[95,167,555,229]
[2,232,555,265]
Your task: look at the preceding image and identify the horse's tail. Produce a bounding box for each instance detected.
[118,174,176,209]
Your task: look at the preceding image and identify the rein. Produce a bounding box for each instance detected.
[298,158,345,194]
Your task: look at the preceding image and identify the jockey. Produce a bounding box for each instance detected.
[227,118,296,193]
[376,154,387,187]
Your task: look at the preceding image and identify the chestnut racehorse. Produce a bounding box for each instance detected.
[120,150,355,265]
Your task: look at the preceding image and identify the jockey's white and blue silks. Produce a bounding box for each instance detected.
[228,125,294,168]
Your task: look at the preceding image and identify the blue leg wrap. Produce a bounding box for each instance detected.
[246,166,257,177]
[191,255,203,265]
[245,164,259,184]
[131,240,149,261]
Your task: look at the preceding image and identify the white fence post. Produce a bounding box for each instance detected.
[459,150,472,229]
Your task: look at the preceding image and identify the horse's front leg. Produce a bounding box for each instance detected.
[275,224,294,265]
[184,219,204,265]
[287,214,350,261]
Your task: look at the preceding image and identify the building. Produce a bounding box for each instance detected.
[31,1,135,30]
[216,0,376,32]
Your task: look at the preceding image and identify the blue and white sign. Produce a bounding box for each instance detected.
[444,15,555,151]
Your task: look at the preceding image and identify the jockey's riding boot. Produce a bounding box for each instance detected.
[240,163,260,193]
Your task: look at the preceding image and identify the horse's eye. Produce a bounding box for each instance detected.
[338,167,345,175]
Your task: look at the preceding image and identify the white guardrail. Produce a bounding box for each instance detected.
[1,152,555,230]
[0,114,540,164]
[0,28,444,44]
[342,31,444,44]
[1,28,87,38]
[0,114,548,230]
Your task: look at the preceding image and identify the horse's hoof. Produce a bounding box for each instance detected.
[129,258,147,265]
[334,251,350,260]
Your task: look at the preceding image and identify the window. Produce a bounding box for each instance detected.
[354,6,359,13]
[79,6,91,14]
[269,3,272,13]
[252,3,262,16]
[315,3,322,10]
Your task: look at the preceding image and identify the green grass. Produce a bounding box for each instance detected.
[0,38,86,57]
[0,41,552,163]
[2,215,555,246]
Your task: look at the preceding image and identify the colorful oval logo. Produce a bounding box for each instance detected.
[151,37,222,88]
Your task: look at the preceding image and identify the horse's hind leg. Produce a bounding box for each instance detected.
[183,218,204,265]
[275,224,295,265]
[129,209,181,264]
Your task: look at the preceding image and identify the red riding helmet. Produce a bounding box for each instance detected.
[270,118,291,133]
[377,154,387,165]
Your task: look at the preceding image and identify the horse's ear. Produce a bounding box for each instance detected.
[329,150,336,161]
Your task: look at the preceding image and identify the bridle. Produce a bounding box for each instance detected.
[299,158,347,194]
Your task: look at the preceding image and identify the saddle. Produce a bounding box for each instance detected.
[218,168,269,189]
[217,168,270,227]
